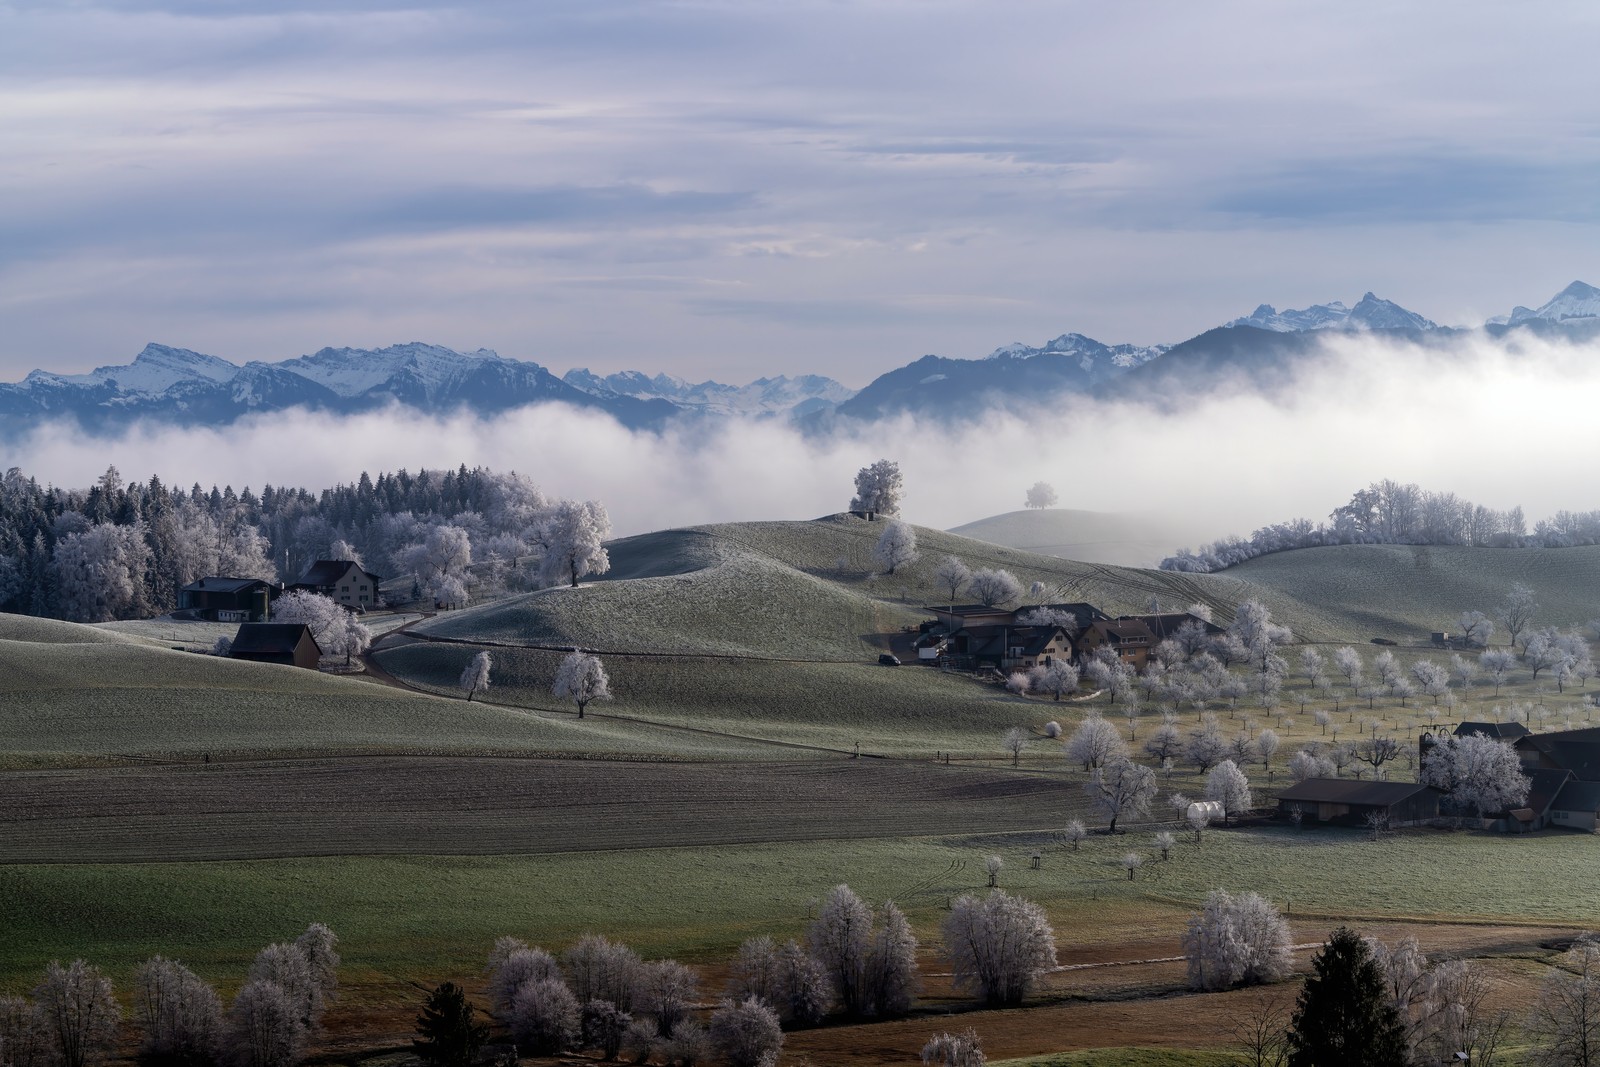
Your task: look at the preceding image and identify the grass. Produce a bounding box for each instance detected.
[993,1052,1240,1067]
[949,507,1197,570]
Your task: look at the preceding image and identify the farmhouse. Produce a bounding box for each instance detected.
[1275,778,1443,827]
[289,560,383,610]
[920,602,1107,670]
[229,623,322,670]
[176,576,277,622]
[1076,619,1159,670]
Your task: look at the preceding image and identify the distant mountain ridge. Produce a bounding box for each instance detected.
[3,281,1595,436]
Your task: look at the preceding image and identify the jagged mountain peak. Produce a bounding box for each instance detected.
[1226,294,1432,332]
[1508,280,1600,325]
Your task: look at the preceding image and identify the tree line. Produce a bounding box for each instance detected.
[0,463,609,622]
[1162,479,1600,573]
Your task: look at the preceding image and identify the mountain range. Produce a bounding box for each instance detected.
[3,281,1597,436]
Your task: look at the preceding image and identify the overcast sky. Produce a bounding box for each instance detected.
[4,0,1600,387]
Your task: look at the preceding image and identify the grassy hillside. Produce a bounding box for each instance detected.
[0,615,783,767]
[1222,543,1600,644]
[949,508,1197,569]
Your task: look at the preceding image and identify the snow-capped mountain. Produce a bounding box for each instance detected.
[1506,280,1600,326]
[1225,292,1437,332]
[563,368,854,418]
[983,332,1169,371]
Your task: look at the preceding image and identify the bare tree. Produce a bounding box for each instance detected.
[707,997,782,1067]
[0,995,46,1067]
[1084,757,1157,832]
[459,651,492,702]
[1231,990,1290,1067]
[808,885,873,1016]
[872,520,919,575]
[1497,582,1538,652]
[933,556,971,609]
[984,855,1003,887]
[1458,610,1495,648]
[33,962,119,1067]
[968,568,1023,608]
[941,890,1058,1006]
[921,1029,985,1067]
[561,935,641,1013]
[1183,890,1292,991]
[1023,482,1058,510]
[1528,939,1600,1067]
[553,652,612,719]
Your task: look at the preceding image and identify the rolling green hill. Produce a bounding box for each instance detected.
[948,508,1197,568]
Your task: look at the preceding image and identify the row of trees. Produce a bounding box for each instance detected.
[0,924,337,1067]
[1161,478,1600,572]
[0,464,612,622]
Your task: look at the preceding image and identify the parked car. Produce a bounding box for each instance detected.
[878,653,901,666]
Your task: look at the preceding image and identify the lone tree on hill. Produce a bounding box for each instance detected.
[553,652,612,719]
[1024,482,1058,510]
[873,520,920,575]
[459,651,492,702]
[412,983,488,1067]
[536,500,612,589]
[850,459,903,517]
[1286,926,1408,1067]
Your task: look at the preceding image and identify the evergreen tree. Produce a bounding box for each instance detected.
[1286,926,1408,1067]
[412,982,487,1067]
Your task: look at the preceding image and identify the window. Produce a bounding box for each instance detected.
[341,585,350,592]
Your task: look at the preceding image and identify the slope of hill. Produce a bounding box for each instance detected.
[948,509,1198,568]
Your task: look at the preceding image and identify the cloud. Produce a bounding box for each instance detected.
[9,330,1600,567]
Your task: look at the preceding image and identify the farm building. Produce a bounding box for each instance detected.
[1455,721,1531,742]
[1076,619,1159,670]
[1275,778,1443,827]
[176,577,277,622]
[1515,727,1600,780]
[229,623,322,670]
[289,560,383,610]
[1127,612,1226,644]
[1550,780,1600,832]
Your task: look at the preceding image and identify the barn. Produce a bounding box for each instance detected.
[1275,778,1443,827]
[229,623,322,670]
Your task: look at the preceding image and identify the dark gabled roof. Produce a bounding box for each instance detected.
[230,623,322,656]
[925,603,1016,617]
[962,624,1069,658]
[1526,768,1575,816]
[1275,778,1442,807]
[295,560,382,588]
[1456,721,1531,740]
[1091,619,1156,643]
[179,576,274,594]
[1518,731,1600,779]
[1554,780,1600,813]
[1036,602,1110,626]
[1125,612,1225,640]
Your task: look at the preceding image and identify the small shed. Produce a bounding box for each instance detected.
[1275,778,1443,827]
[229,623,322,670]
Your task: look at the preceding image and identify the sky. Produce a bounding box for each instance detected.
[5,0,1600,387]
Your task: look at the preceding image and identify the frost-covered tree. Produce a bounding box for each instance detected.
[1525,628,1569,682]
[136,957,222,1067]
[1024,482,1058,510]
[1002,727,1028,765]
[1205,759,1252,823]
[1527,940,1600,1067]
[1186,717,1230,773]
[553,652,612,719]
[1143,721,1183,764]
[270,591,346,658]
[1480,647,1516,694]
[872,520,919,575]
[509,979,579,1056]
[579,1000,630,1061]
[1061,819,1087,851]
[1030,660,1079,701]
[933,556,971,607]
[460,652,492,702]
[637,961,697,1040]
[707,997,782,1067]
[1256,728,1281,769]
[850,459,903,517]
[401,524,474,606]
[1333,646,1365,694]
[1458,610,1495,648]
[1183,890,1292,992]
[808,885,915,1017]
[1497,582,1538,652]
[968,568,1023,608]
[0,995,47,1067]
[921,1028,985,1067]
[225,981,303,1067]
[33,961,119,1067]
[1065,712,1128,771]
[941,890,1057,1006]
[534,500,611,589]
[561,935,641,1013]
[1420,734,1530,820]
[52,523,153,622]
[865,902,919,1017]
[1288,749,1335,783]
[1084,757,1157,833]
[487,945,560,1015]
[1409,661,1451,703]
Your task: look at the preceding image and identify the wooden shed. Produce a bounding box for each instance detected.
[229,623,322,670]
[1275,778,1443,827]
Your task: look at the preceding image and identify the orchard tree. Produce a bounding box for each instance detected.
[1205,759,1252,824]
[1065,712,1128,770]
[1187,717,1230,773]
[922,1029,985,1067]
[1458,610,1495,648]
[850,460,903,517]
[459,652,492,702]
[1286,927,1408,1067]
[969,568,1023,607]
[933,556,971,608]
[136,957,222,1067]
[1084,757,1157,833]
[941,890,1057,1006]
[1288,750,1335,783]
[34,961,119,1067]
[1002,727,1028,766]
[707,997,782,1067]
[536,500,611,589]
[1024,482,1058,510]
[1420,734,1529,820]
[553,652,612,719]
[1497,582,1538,652]
[872,520,919,575]
[1479,648,1516,694]
[1031,660,1079,701]
[1183,890,1292,991]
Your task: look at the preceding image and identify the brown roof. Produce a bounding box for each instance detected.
[1275,778,1442,807]
[230,623,322,656]
[1092,619,1157,644]
[1124,612,1225,640]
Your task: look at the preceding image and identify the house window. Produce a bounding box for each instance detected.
[341,585,350,592]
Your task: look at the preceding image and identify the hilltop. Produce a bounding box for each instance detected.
[948,508,1199,568]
